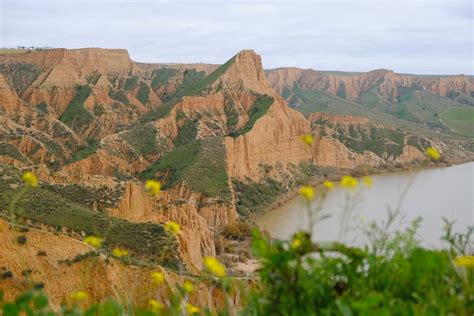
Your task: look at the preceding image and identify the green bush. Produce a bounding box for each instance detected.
[151,68,178,90]
[136,82,150,105]
[244,220,473,315]
[120,124,167,157]
[233,177,285,216]
[140,138,231,200]
[235,95,274,136]
[59,85,94,134]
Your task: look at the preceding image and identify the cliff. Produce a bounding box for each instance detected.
[267,67,474,102]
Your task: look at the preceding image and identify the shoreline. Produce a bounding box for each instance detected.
[252,158,474,223]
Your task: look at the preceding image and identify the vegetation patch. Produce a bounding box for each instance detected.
[233,95,274,136]
[141,56,236,123]
[68,139,101,163]
[108,89,130,105]
[174,119,198,146]
[123,76,138,91]
[0,62,42,95]
[86,71,101,86]
[0,164,179,268]
[35,101,48,113]
[336,82,347,99]
[136,82,150,105]
[0,143,28,163]
[331,124,405,157]
[120,125,167,157]
[440,107,474,138]
[151,68,178,90]
[232,177,285,217]
[59,85,94,134]
[407,136,432,152]
[224,97,239,132]
[140,138,230,200]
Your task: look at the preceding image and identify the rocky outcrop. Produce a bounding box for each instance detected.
[218,50,275,96]
[0,219,239,312]
[313,136,384,168]
[225,99,312,179]
[108,182,237,270]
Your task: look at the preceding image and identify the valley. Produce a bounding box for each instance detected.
[0,47,473,309]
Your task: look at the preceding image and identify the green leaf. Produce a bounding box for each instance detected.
[3,303,19,316]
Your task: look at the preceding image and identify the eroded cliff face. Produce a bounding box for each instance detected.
[1,47,472,309]
[225,98,312,179]
[267,67,474,102]
[0,219,239,312]
[108,181,237,270]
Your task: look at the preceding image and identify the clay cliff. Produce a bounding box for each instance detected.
[267,67,474,102]
[1,47,473,307]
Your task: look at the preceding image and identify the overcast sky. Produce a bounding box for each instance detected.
[1,0,472,74]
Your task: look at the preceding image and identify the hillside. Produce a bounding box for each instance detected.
[266,67,474,139]
[1,47,473,304]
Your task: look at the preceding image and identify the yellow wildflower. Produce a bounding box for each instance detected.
[83,236,103,248]
[148,299,164,312]
[164,221,181,235]
[186,303,200,315]
[362,176,373,188]
[322,180,334,190]
[203,256,226,277]
[290,236,302,250]
[145,180,161,196]
[299,186,314,201]
[70,290,88,302]
[112,247,128,257]
[425,147,441,161]
[341,175,358,190]
[453,255,474,268]
[300,134,314,146]
[22,171,38,187]
[151,271,165,284]
[183,280,194,293]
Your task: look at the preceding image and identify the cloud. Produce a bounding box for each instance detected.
[1,0,472,74]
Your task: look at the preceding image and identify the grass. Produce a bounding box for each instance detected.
[174,119,198,146]
[233,95,274,136]
[108,89,130,105]
[0,62,42,96]
[68,139,101,163]
[35,102,48,113]
[232,177,285,217]
[327,123,405,158]
[0,143,28,163]
[0,164,180,268]
[140,56,236,123]
[59,85,94,134]
[123,76,138,91]
[139,138,231,200]
[440,107,474,138]
[151,68,178,90]
[136,82,150,105]
[120,125,168,157]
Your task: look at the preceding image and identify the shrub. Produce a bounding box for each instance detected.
[136,81,150,105]
[222,222,253,240]
[1,271,13,279]
[59,85,94,134]
[16,235,27,245]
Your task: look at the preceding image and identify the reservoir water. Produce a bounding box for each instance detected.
[258,162,474,248]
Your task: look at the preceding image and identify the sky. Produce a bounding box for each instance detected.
[1,0,473,75]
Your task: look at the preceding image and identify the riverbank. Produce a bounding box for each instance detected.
[257,160,474,246]
[251,157,474,226]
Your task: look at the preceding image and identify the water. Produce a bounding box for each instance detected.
[258,162,474,248]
